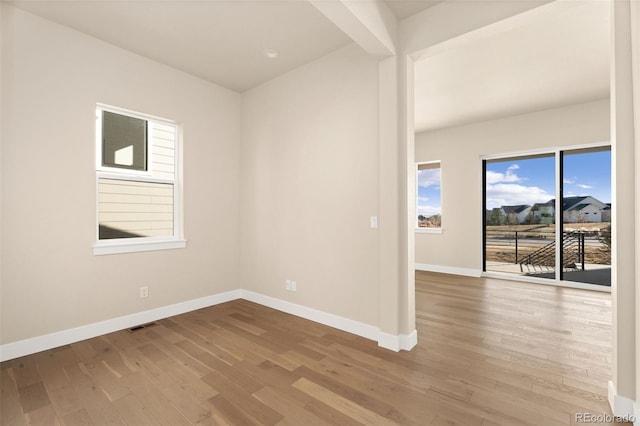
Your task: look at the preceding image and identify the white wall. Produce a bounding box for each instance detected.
[414,98,610,273]
[0,5,242,344]
[240,44,381,327]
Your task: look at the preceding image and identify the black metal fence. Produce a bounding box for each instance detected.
[485,230,598,272]
[485,229,556,264]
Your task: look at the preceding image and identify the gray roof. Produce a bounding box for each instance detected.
[502,205,530,214]
[567,203,592,212]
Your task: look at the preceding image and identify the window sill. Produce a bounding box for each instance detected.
[93,238,187,255]
[415,228,443,234]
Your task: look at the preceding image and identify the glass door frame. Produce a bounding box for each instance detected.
[481,142,611,291]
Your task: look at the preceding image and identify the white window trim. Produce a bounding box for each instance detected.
[415,227,444,234]
[93,238,187,256]
[93,104,186,255]
[415,160,443,232]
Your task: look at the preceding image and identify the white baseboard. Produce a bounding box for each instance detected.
[1,288,416,362]
[378,329,418,352]
[0,289,242,362]
[415,263,482,277]
[608,380,638,424]
[240,290,380,342]
[402,329,418,350]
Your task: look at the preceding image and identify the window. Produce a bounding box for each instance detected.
[101,111,147,171]
[416,161,442,231]
[482,146,611,286]
[94,106,185,255]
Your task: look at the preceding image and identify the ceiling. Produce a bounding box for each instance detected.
[384,0,443,20]
[413,0,611,133]
[6,0,355,92]
[6,0,610,132]
[6,0,441,93]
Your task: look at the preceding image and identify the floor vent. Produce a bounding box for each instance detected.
[127,322,158,333]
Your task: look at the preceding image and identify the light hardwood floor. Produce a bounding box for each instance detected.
[1,271,631,425]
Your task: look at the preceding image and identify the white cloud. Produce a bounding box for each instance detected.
[486,163,521,184]
[485,164,554,208]
[417,196,439,216]
[417,204,441,217]
[486,183,552,209]
[564,177,576,184]
[577,184,593,189]
[417,169,440,189]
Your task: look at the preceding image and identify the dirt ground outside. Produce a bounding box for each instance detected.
[485,222,611,266]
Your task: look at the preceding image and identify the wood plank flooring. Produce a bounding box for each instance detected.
[1,271,630,425]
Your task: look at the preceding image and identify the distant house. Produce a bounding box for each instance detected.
[488,196,610,225]
[501,205,531,224]
[531,200,555,224]
[562,196,608,223]
[565,203,602,222]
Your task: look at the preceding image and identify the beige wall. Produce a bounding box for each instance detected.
[633,0,640,414]
[415,98,610,272]
[0,6,384,348]
[611,0,638,409]
[1,7,637,410]
[0,6,242,343]
[240,44,380,326]
[405,0,637,415]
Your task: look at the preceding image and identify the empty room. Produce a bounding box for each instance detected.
[1,0,639,425]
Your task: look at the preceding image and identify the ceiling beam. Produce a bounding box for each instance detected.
[308,0,397,57]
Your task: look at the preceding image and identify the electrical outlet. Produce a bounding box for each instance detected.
[140,286,149,298]
[285,280,291,291]
[291,281,297,292]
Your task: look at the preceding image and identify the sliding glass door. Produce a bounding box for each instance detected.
[483,154,556,280]
[483,146,611,286]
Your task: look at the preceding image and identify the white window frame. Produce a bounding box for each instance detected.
[481,142,611,291]
[415,160,443,234]
[93,104,186,255]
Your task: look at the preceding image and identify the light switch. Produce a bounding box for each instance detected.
[370,216,378,229]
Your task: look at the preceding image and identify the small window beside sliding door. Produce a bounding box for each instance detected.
[416,161,442,232]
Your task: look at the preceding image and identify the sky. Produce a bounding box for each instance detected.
[417,167,441,217]
[485,150,611,210]
[417,150,611,216]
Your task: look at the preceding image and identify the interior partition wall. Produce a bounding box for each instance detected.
[482,145,611,288]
